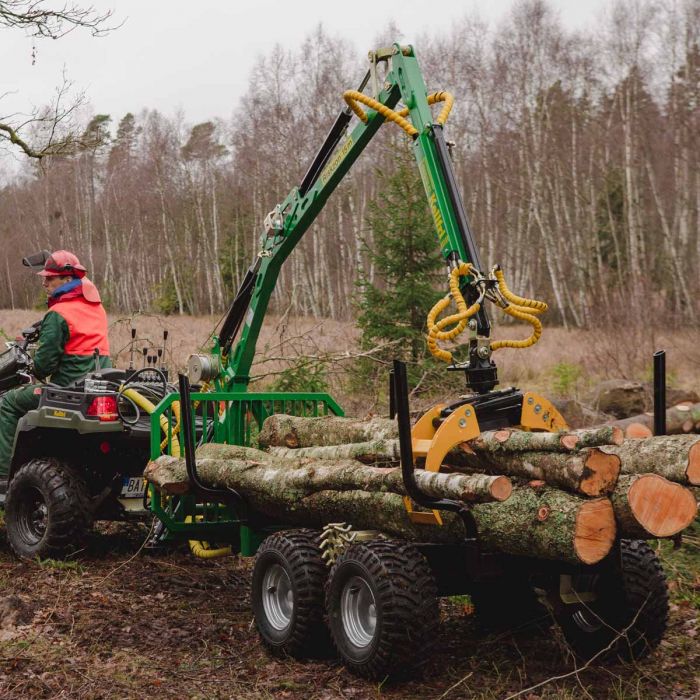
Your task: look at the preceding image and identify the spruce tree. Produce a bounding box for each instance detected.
[355,143,445,392]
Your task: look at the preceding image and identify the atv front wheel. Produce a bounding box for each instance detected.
[5,458,92,559]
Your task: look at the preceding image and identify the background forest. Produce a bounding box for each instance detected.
[0,0,698,332]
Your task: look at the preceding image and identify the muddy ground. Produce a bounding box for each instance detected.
[0,523,697,700]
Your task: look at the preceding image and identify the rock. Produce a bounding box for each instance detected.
[641,383,700,408]
[589,380,647,419]
[551,398,613,429]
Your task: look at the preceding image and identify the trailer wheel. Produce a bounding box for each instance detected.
[251,529,329,658]
[5,458,91,560]
[326,540,438,680]
[553,539,668,661]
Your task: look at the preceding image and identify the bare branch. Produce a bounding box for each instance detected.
[0,0,115,38]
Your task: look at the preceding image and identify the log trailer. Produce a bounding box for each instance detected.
[147,44,670,679]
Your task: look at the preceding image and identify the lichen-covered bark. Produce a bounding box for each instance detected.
[267,439,399,465]
[145,448,511,505]
[610,403,700,436]
[258,414,398,449]
[466,426,622,454]
[605,435,700,485]
[145,456,609,562]
[470,486,615,564]
[611,474,698,538]
[446,446,620,497]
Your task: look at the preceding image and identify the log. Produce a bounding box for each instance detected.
[609,402,700,436]
[268,439,399,465]
[145,442,512,504]
[610,474,698,539]
[605,435,700,485]
[258,414,398,449]
[446,446,621,497]
[465,426,623,454]
[145,453,614,564]
[470,485,616,565]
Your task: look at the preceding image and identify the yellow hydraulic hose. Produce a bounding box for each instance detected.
[427,263,482,363]
[120,387,181,456]
[184,515,232,559]
[489,267,548,351]
[343,90,454,138]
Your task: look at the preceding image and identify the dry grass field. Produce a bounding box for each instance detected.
[2,309,698,413]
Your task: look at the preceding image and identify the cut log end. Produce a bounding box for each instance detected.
[490,476,512,502]
[610,425,624,445]
[628,474,698,537]
[688,442,700,485]
[560,435,579,450]
[580,449,621,497]
[574,499,616,565]
[625,423,653,439]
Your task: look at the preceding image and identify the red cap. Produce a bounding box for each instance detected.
[36,250,87,278]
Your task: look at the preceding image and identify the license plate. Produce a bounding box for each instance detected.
[121,477,146,498]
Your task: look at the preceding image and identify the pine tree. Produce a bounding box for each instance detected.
[355,143,445,391]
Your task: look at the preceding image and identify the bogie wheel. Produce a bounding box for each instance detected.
[251,529,329,658]
[5,458,92,560]
[326,540,439,681]
[553,539,668,661]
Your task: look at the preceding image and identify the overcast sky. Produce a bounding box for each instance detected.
[1,0,611,131]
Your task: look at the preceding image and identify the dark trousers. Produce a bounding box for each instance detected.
[0,385,41,478]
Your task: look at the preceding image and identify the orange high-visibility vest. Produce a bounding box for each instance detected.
[50,297,110,356]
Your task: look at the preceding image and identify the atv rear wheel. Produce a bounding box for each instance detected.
[326,540,438,680]
[5,458,92,560]
[252,529,329,658]
[552,539,668,661]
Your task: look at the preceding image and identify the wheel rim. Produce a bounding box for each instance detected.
[341,575,377,648]
[15,486,48,544]
[262,563,293,631]
[571,609,604,634]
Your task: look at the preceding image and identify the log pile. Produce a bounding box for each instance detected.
[145,413,698,567]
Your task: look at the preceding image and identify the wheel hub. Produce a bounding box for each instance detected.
[18,487,48,542]
[262,563,293,631]
[341,576,377,648]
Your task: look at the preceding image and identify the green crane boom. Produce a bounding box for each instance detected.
[195,43,497,395]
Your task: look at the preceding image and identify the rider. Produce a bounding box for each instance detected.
[0,251,111,483]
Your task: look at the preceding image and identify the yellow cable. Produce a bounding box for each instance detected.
[121,387,181,456]
[343,90,455,138]
[493,267,547,314]
[396,91,454,125]
[488,267,548,351]
[427,263,480,363]
[490,303,543,351]
[184,515,232,559]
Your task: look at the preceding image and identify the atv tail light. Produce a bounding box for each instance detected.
[87,395,119,422]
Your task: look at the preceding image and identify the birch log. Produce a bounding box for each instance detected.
[258,414,398,449]
[610,402,700,437]
[146,443,512,504]
[446,447,620,497]
[145,454,614,564]
[610,474,698,538]
[268,439,399,465]
[604,435,700,485]
[465,426,623,454]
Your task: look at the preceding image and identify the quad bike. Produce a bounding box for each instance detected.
[0,315,173,559]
